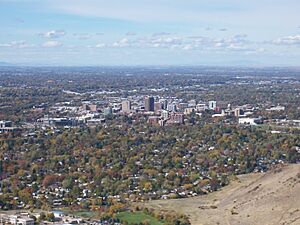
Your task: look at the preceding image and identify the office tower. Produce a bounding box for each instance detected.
[160,99,168,110]
[144,96,154,111]
[122,100,131,112]
[234,108,244,117]
[154,102,163,113]
[161,110,169,120]
[82,104,89,111]
[167,103,177,112]
[209,101,217,110]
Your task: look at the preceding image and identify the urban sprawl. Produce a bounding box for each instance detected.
[0,67,299,225]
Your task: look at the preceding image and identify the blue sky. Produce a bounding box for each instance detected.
[0,0,300,66]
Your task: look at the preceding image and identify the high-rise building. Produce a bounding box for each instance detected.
[160,99,168,110]
[234,108,244,117]
[82,104,89,111]
[167,103,177,112]
[144,96,154,112]
[161,110,169,120]
[208,101,217,110]
[154,102,163,113]
[122,100,131,112]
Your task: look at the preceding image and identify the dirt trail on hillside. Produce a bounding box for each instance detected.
[144,164,300,225]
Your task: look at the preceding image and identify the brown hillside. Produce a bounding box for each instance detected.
[144,164,300,225]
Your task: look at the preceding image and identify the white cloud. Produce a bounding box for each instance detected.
[46,33,261,55]
[211,35,250,51]
[214,42,226,48]
[148,36,182,49]
[0,43,11,47]
[0,41,34,48]
[113,38,130,47]
[93,35,184,49]
[42,41,62,48]
[39,30,66,39]
[91,34,257,53]
[273,35,300,45]
[182,44,194,50]
[96,43,107,48]
[227,44,253,52]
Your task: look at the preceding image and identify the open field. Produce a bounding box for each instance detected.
[143,164,300,225]
[116,211,163,225]
[66,210,99,219]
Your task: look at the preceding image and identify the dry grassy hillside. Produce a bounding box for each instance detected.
[144,164,300,225]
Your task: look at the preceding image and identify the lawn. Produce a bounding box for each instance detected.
[116,211,164,225]
[62,209,99,219]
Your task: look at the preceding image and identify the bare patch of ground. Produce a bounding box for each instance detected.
[143,164,300,225]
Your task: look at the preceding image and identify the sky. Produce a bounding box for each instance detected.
[0,0,300,66]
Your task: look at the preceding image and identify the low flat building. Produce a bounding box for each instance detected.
[0,121,21,133]
[168,113,184,124]
[266,105,285,111]
[239,117,262,126]
[0,121,12,128]
[184,108,195,115]
[148,116,159,125]
[0,214,34,225]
